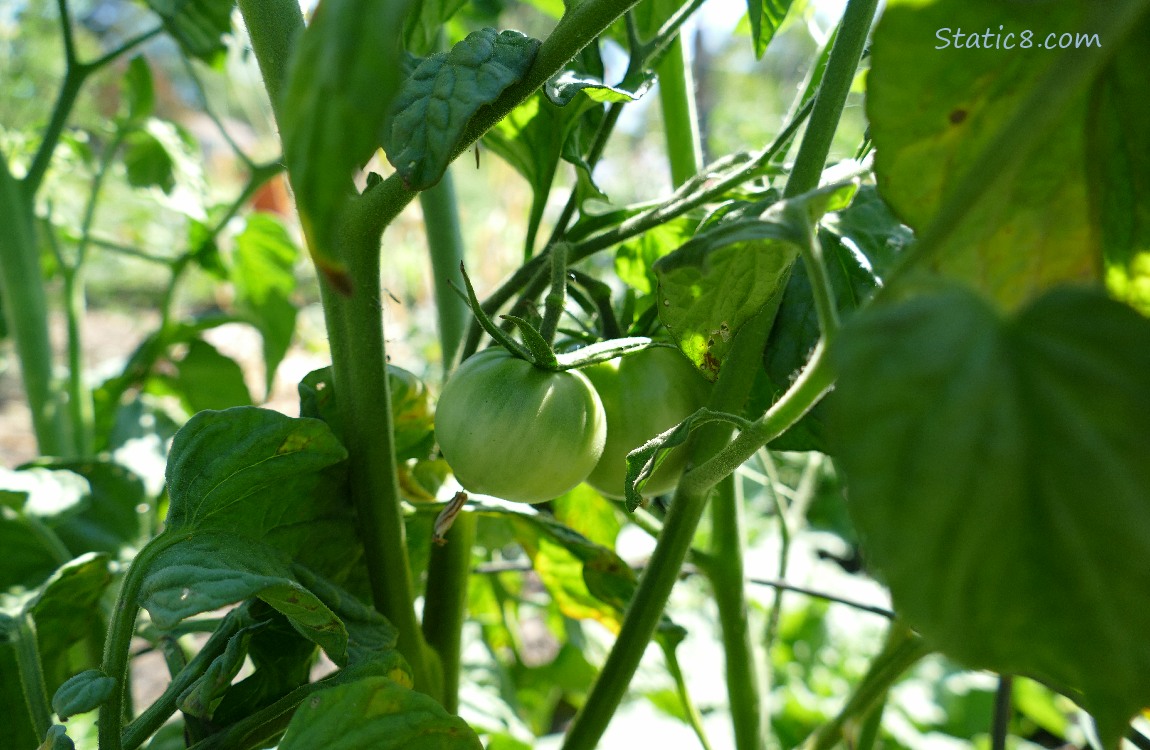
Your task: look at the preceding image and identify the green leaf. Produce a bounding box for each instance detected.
[140,533,350,664]
[751,228,879,450]
[830,284,1150,747]
[543,70,653,107]
[614,217,699,296]
[141,0,233,63]
[0,516,59,589]
[279,676,482,749]
[51,669,115,720]
[232,213,300,396]
[27,554,113,687]
[178,621,264,718]
[747,0,795,59]
[164,407,346,534]
[280,0,410,284]
[122,129,176,194]
[37,725,75,750]
[819,185,913,281]
[163,338,253,413]
[551,485,620,548]
[404,0,469,55]
[163,407,366,587]
[384,28,541,190]
[124,56,155,124]
[867,0,1150,309]
[654,219,799,380]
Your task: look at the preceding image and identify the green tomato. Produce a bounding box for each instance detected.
[434,347,606,504]
[582,346,711,499]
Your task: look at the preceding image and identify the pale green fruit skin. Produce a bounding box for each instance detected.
[581,347,712,499]
[435,348,606,504]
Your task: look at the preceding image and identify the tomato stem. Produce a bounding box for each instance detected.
[539,242,569,345]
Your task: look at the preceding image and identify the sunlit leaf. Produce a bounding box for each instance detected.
[384,28,540,190]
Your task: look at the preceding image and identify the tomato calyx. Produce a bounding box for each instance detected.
[456,261,672,372]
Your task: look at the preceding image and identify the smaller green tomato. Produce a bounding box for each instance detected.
[582,346,711,499]
[434,347,606,504]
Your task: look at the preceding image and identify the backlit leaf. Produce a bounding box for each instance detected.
[868,0,1150,309]
[830,284,1150,746]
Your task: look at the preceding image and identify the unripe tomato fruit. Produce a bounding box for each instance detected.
[582,347,711,499]
[434,347,607,504]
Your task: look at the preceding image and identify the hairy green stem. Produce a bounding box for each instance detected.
[708,475,764,750]
[0,153,64,455]
[419,168,470,374]
[655,35,702,188]
[539,242,569,345]
[561,305,778,750]
[98,534,180,750]
[14,614,53,739]
[235,0,305,118]
[804,624,928,750]
[790,205,839,341]
[783,0,877,198]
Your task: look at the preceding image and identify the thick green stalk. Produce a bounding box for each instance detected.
[419,168,470,374]
[561,305,777,750]
[238,0,436,696]
[319,238,439,697]
[0,153,64,455]
[783,0,878,199]
[421,511,476,713]
[14,614,52,740]
[655,35,702,188]
[708,475,764,750]
[539,242,568,345]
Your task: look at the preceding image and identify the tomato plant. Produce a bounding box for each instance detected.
[435,346,606,503]
[1,0,1148,748]
[582,346,711,499]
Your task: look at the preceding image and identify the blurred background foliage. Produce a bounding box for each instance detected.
[0,0,1099,747]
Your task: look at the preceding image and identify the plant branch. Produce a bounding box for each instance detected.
[421,511,476,714]
[87,26,163,70]
[783,0,877,198]
[804,624,929,750]
[561,304,779,750]
[420,168,470,374]
[707,475,765,750]
[991,675,1013,750]
[98,534,181,750]
[661,639,715,750]
[539,242,569,344]
[655,35,702,188]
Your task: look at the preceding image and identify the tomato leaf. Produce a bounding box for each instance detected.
[25,554,114,689]
[160,338,253,413]
[868,0,1150,309]
[140,532,350,664]
[141,0,233,64]
[27,459,145,556]
[279,675,482,749]
[830,284,1150,747]
[746,0,795,59]
[403,0,469,56]
[122,129,176,194]
[231,214,300,397]
[52,669,116,721]
[384,28,541,190]
[37,725,75,750]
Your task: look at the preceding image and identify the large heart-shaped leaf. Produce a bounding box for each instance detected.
[830,285,1150,746]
